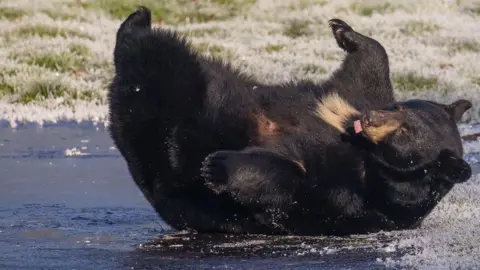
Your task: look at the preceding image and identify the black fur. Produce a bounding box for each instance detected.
[108,7,472,236]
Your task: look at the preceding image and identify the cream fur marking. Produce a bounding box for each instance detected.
[363,122,401,144]
[314,93,360,132]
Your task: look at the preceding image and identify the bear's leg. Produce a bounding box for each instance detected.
[109,7,262,232]
[112,7,209,120]
[329,19,358,53]
[112,6,258,149]
[328,19,390,54]
[200,148,306,209]
[325,18,394,107]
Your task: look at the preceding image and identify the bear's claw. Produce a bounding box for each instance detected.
[328,19,353,33]
[328,18,357,52]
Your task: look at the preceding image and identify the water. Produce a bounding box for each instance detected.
[0,122,479,269]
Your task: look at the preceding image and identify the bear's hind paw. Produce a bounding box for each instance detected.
[328,18,358,52]
[125,6,152,29]
[328,19,353,33]
[200,151,231,194]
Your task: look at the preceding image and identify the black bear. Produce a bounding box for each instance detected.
[108,7,472,236]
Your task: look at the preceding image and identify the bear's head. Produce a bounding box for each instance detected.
[316,94,472,228]
[355,99,472,184]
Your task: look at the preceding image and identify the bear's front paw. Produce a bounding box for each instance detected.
[328,18,357,52]
[200,151,233,194]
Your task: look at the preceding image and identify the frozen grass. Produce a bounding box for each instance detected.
[0,1,479,268]
[0,0,479,127]
[6,25,95,40]
[0,6,30,20]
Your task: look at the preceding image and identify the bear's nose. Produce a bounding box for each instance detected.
[365,111,385,127]
[363,110,401,128]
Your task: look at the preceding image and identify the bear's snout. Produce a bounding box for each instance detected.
[363,110,402,128]
[360,110,403,143]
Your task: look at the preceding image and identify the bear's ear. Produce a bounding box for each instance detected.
[436,149,471,183]
[443,99,472,122]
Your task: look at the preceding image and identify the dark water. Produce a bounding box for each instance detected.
[0,122,478,269]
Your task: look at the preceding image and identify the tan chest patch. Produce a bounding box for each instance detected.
[314,93,360,133]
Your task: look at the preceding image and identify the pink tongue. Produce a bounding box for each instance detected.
[354,120,363,134]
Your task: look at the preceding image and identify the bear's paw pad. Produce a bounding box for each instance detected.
[200,151,232,194]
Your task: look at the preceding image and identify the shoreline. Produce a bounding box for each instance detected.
[1,117,479,142]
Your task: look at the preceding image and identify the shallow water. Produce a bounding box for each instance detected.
[0,122,479,269]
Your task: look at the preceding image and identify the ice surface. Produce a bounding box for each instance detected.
[0,122,479,269]
[377,174,480,269]
[0,0,480,125]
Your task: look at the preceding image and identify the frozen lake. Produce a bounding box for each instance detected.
[0,122,479,269]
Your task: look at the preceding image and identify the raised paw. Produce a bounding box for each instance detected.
[328,18,358,52]
[200,151,232,194]
[329,19,353,33]
[123,6,152,29]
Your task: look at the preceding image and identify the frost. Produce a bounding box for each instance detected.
[64,147,87,156]
[0,1,479,268]
[378,172,480,269]
[0,0,478,126]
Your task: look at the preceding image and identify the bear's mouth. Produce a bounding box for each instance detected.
[353,110,403,144]
[353,119,363,134]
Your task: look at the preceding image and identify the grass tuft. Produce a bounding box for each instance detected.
[0,81,15,97]
[177,27,223,38]
[450,40,480,53]
[283,20,310,38]
[474,6,480,15]
[0,6,29,20]
[17,81,70,104]
[41,9,80,21]
[301,64,327,75]
[68,43,91,57]
[350,2,393,16]
[471,77,480,86]
[393,72,438,91]
[71,0,255,25]
[401,21,440,35]
[0,74,15,97]
[289,0,326,10]
[72,89,103,101]
[265,44,285,54]
[193,43,234,61]
[0,68,18,97]
[10,25,94,40]
[0,68,18,77]
[11,50,89,73]
[211,0,256,16]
